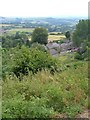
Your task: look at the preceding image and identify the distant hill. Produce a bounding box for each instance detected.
[0,17,22,24]
[0,16,87,33]
[0,16,84,24]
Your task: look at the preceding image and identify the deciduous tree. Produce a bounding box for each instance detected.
[31,27,48,44]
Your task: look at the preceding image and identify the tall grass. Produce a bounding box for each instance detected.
[2,61,88,118]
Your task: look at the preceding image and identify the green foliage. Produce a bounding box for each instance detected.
[63,104,82,118]
[2,32,30,49]
[74,43,88,60]
[31,27,48,44]
[2,61,88,118]
[31,42,47,52]
[46,86,64,112]
[74,51,88,60]
[3,46,59,78]
[2,48,14,78]
[72,20,88,47]
[3,96,54,118]
[74,53,84,60]
[65,31,71,40]
[72,19,89,60]
[2,17,88,119]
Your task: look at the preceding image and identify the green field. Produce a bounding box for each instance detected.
[7,28,34,34]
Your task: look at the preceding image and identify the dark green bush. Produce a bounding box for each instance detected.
[74,50,88,60]
[74,53,84,60]
[3,45,59,78]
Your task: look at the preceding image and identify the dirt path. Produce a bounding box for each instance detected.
[75,109,90,118]
[53,109,90,119]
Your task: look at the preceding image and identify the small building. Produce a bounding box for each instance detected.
[49,49,58,56]
[46,42,60,56]
[60,42,73,52]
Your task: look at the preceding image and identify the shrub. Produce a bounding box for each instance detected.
[74,53,84,60]
[3,46,59,78]
[74,50,88,60]
[31,42,47,52]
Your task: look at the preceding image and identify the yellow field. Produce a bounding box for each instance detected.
[48,34,65,41]
[28,34,65,41]
[0,24,13,27]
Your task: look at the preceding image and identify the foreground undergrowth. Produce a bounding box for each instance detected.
[2,60,88,118]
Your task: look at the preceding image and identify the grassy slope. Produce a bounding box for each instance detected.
[2,56,88,118]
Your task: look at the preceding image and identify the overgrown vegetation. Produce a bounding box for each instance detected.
[2,45,59,78]
[2,18,89,118]
[2,60,88,118]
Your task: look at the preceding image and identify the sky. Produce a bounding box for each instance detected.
[0,0,89,17]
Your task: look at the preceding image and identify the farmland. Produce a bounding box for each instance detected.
[7,28,34,34]
[29,33,65,41]
[1,27,66,41]
[48,34,65,41]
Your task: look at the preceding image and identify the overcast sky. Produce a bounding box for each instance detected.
[0,0,89,17]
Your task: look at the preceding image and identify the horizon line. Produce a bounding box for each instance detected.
[0,15,88,18]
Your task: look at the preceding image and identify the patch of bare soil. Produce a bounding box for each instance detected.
[51,113,67,118]
[75,109,90,119]
[51,109,90,119]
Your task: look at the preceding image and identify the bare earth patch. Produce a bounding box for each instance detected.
[75,109,90,119]
[52,109,90,119]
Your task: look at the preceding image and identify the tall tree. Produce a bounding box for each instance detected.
[72,20,88,47]
[31,27,48,45]
[65,31,71,40]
